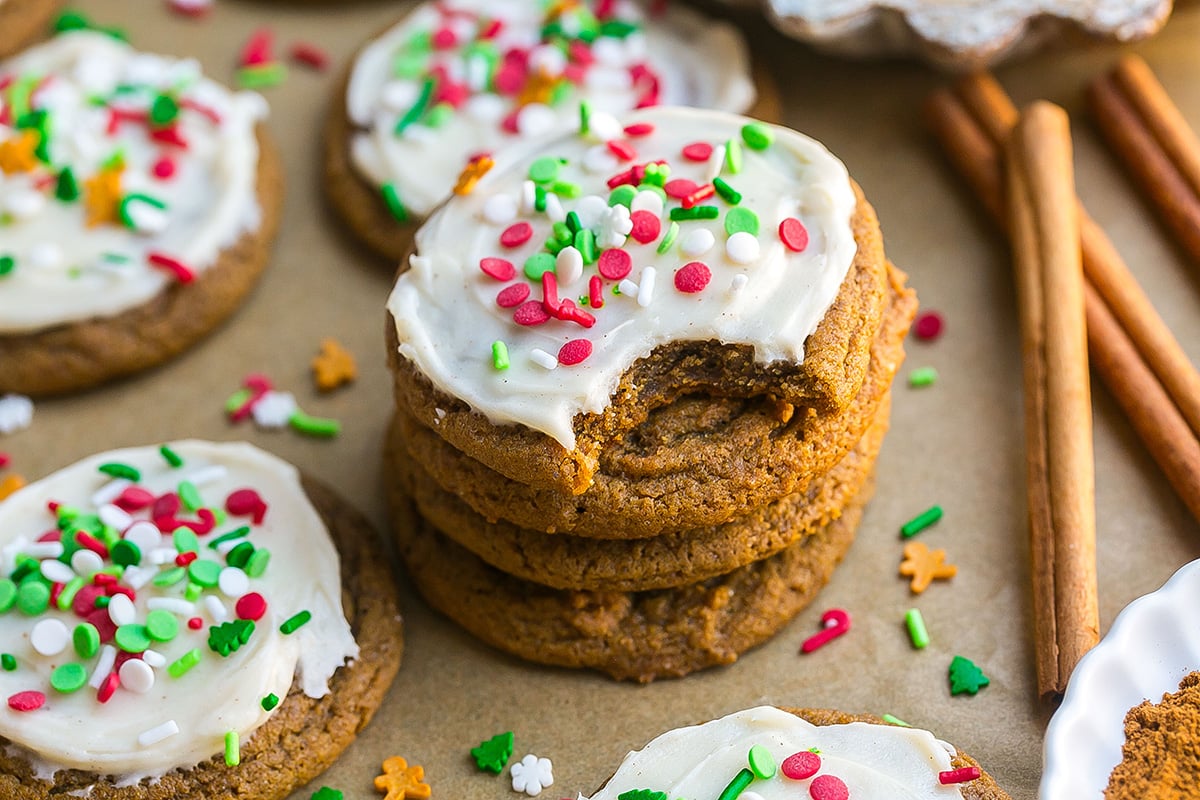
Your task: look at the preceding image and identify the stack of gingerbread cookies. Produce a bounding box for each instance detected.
[385,106,916,682]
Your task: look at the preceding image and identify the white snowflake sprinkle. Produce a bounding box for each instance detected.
[511,754,554,797]
[251,391,297,429]
[597,204,632,249]
[0,394,34,435]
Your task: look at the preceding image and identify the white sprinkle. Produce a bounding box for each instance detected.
[379,80,419,113]
[680,228,715,257]
[582,144,618,174]
[88,645,117,689]
[90,478,131,507]
[147,597,195,615]
[121,565,154,591]
[141,649,167,668]
[572,195,608,230]
[30,619,70,656]
[252,391,297,429]
[138,720,180,747]
[637,267,656,307]
[218,567,249,598]
[97,504,133,533]
[520,180,538,215]
[27,242,63,270]
[119,659,156,694]
[23,542,63,560]
[706,144,727,182]
[730,274,749,293]
[3,188,46,220]
[434,407,447,420]
[591,37,626,66]
[517,103,556,137]
[71,549,105,577]
[402,124,436,144]
[482,193,518,225]
[465,93,506,124]
[530,349,558,370]
[630,190,664,217]
[617,278,639,298]
[0,394,34,435]
[585,110,622,141]
[180,465,227,487]
[543,193,565,224]
[108,593,136,626]
[528,44,566,77]
[726,231,761,264]
[125,201,170,235]
[39,559,75,585]
[555,247,583,287]
[204,594,228,623]
[149,547,178,566]
[122,521,162,554]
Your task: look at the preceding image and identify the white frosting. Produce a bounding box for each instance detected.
[347,0,755,217]
[0,31,267,333]
[580,706,966,800]
[387,106,858,449]
[0,441,358,779]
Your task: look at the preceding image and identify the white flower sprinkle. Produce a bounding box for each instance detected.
[511,754,554,797]
[252,391,297,429]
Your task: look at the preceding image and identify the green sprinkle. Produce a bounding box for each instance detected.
[188,559,222,588]
[669,205,719,222]
[716,767,754,800]
[0,579,16,612]
[153,566,187,588]
[159,444,184,468]
[236,62,288,91]
[50,663,88,694]
[224,730,240,766]
[608,184,637,208]
[471,730,514,774]
[98,462,140,482]
[881,713,912,727]
[173,527,200,555]
[146,609,180,642]
[492,341,510,371]
[579,101,591,135]
[73,623,100,658]
[725,138,743,174]
[748,744,776,779]
[12,556,39,584]
[424,102,453,128]
[949,655,990,695]
[0,256,14,277]
[110,539,141,567]
[901,505,943,538]
[565,211,582,234]
[551,180,581,199]
[534,185,547,213]
[225,541,256,569]
[225,387,253,414]
[529,156,561,184]
[178,481,203,512]
[115,624,151,653]
[394,77,434,135]
[184,582,203,602]
[909,366,938,387]
[101,149,125,171]
[245,548,271,578]
[392,51,428,79]
[574,229,597,264]
[209,619,255,656]
[280,610,312,635]
[523,252,556,281]
[208,526,251,550]
[380,182,409,223]
[713,177,742,205]
[656,221,679,254]
[57,577,85,611]
[95,595,111,609]
[55,168,80,202]
[54,11,91,32]
[149,94,179,127]
[289,412,341,438]
[0,654,15,671]
[905,608,930,649]
[261,693,280,711]
[168,648,202,678]
[642,162,669,186]
[16,581,50,615]
[311,789,344,800]
[741,123,774,150]
[617,791,666,800]
[724,207,760,236]
[599,19,638,37]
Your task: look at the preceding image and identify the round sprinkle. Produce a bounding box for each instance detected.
[597,249,633,280]
[17,581,50,615]
[30,619,70,656]
[724,207,760,237]
[748,744,776,779]
[108,593,137,626]
[680,228,715,257]
[114,624,152,653]
[628,210,661,244]
[39,559,74,585]
[218,567,250,598]
[50,663,87,694]
[682,141,714,162]
[558,339,592,366]
[123,521,162,553]
[187,616,204,631]
[146,609,180,642]
[781,750,821,780]
[244,549,271,578]
[480,257,516,281]
[674,262,711,294]
[726,231,761,264]
[914,311,944,341]
[499,222,533,248]
[741,122,774,150]
[73,623,100,658]
[809,774,849,800]
[119,658,156,694]
[236,592,267,621]
[523,253,556,281]
[173,527,200,555]
[779,218,809,252]
[664,178,699,200]
[8,690,45,711]
[0,579,16,612]
[110,539,141,567]
[0,654,15,671]
[497,283,531,308]
[188,559,222,588]
[513,300,551,326]
[528,156,561,184]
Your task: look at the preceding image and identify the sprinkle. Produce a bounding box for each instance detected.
[637,267,656,307]
[914,311,944,340]
[8,691,45,711]
[530,349,558,370]
[909,366,938,387]
[940,767,982,785]
[900,541,957,593]
[682,141,713,161]
[168,648,202,678]
[510,754,553,797]
[597,248,633,280]
[901,505,943,538]
[0,474,27,499]
[741,123,774,150]
[146,608,180,642]
[674,261,711,293]
[235,592,267,621]
[50,662,88,693]
[588,275,604,308]
[55,167,80,202]
[724,207,760,236]
[31,619,70,656]
[240,27,275,66]
[905,608,930,649]
[716,768,754,800]
[115,624,152,653]
[472,731,514,774]
[669,205,719,222]
[949,655,990,695]
[558,339,592,366]
[88,645,118,689]
[395,77,435,134]
[497,284,530,308]
[455,155,494,195]
[380,183,409,222]
[280,610,312,635]
[781,750,821,780]
[555,246,584,285]
[204,595,229,623]
[376,756,433,800]
[169,0,213,17]
[681,184,715,209]
[290,42,330,70]
[779,218,809,252]
[312,339,357,391]
[17,581,50,615]
[514,300,551,327]
[809,774,849,800]
[0,581,14,612]
[119,659,155,693]
[748,745,776,779]
[0,257,13,278]
[225,730,241,766]
[244,549,271,578]
[800,607,851,653]
[881,714,911,727]
[712,177,742,205]
[663,178,699,199]
[289,412,342,438]
[187,617,204,630]
[0,654,15,671]
[500,222,533,248]
[725,138,743,174]
[261,693,280,711]
[480,257,516,281]
[617,279,639,298]
[236,63,288,90]
[726,232,760,264]
[147,253,196,284]
[138,720,180,747]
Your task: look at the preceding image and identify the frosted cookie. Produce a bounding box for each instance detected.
[0,31,283,396]
[581,706,1011,798]
[0,441,402,799]
[388,106,900,496]
[0,0,61,59]
[325,0,772,262]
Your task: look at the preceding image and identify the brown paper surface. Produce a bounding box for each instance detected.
[6,2,1200,798]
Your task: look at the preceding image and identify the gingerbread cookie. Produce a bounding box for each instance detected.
[324,0,774,262]
[581,706,1011,799]
[0,31,283,396]
[0,0,61,59]
[0,441,402,799]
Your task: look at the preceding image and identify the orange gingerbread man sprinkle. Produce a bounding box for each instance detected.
[899,541,957,594]
[374,756,431,800]
[0,131,41,174]
[311,338,357,391]
[453,155,494,196]
[84,167,123,227]
[0,474,27,501]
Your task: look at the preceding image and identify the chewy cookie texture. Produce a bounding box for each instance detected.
[385,105,915,679]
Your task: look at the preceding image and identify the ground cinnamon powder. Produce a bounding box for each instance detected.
[1105,672,1200,798]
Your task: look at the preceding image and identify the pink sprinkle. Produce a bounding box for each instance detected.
[147,252,195,284]
[682,141,713,162]
[810,774,849,800]
[568,40,594,66]
[93,574,117,588]
[939,767,981,785]
[152,156,176,180]
[914,311,944,341]
[8,691,45,712]
[240,28,274,67]
[290,42,329,71]
[235,592,267,621]
[480,257,516,281]
[83,608,117,643]
[187,616,204,630]
[432,27,458,49]
[623,122,655,137]
[781,751,821,781]
[96,671,120,703]
[496,283,531,308]
[664,179,699,200]
[607,139,637,162]
[628,210,661,244]
[597,248,632,280]
[588,275,604,309]
[674,261,711,293]
[558,339,593,366]
[800,608,851,654]
[779,218,809,253]
[513,301,550,326]
[499,222,533,248]
[167,0,212,18]
[226,488,267,525]
[434,80,471,109]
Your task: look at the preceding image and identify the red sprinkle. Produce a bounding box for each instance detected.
[496,283,531,308]
[557,339,593,366]
[555,300,596,329]
[0,452,10,469]
[187,616,204,630]
[682,141,714,162]
[914,311,944,341]
[114,486,155,512]
[180,508,216,536]
[49,582,64,607]
[37,530,61,543]
[499,222,533,248]
[84,608,118,642]
[152,156,176,180]
[240,28,274,67]
[541,272,560,314]
[607,139,637,162]
[809,774,849,800]
[431,26,458,49]
[939,767,982,785]
[226,488,267,524]
[674,261,711,294]
[290,42,330,71]
[8,691,45,712]
[150,125,189,149]
[588,275,604,309]
[664,178,699,200]
[597,248,632,280]
[779,217,809,253]
[153,493,182,527]
[605,165,642,189]
[175,551,198,567]
[235,592,267,621]
[623,122,655,138]
[479,18,503,39]
[147,252,196,284]
[628,210,661,244]
[76,532,109,558]
[96,670,121,703]
[800,607,851,653]
[92,574,117,588]
[73,585,106,617]
[782,751,821,780]
[513,301,550,326]
[109,586,135,603]
[681,184,715,209]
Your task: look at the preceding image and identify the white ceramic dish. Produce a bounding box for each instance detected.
[1041,558,1200,799]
